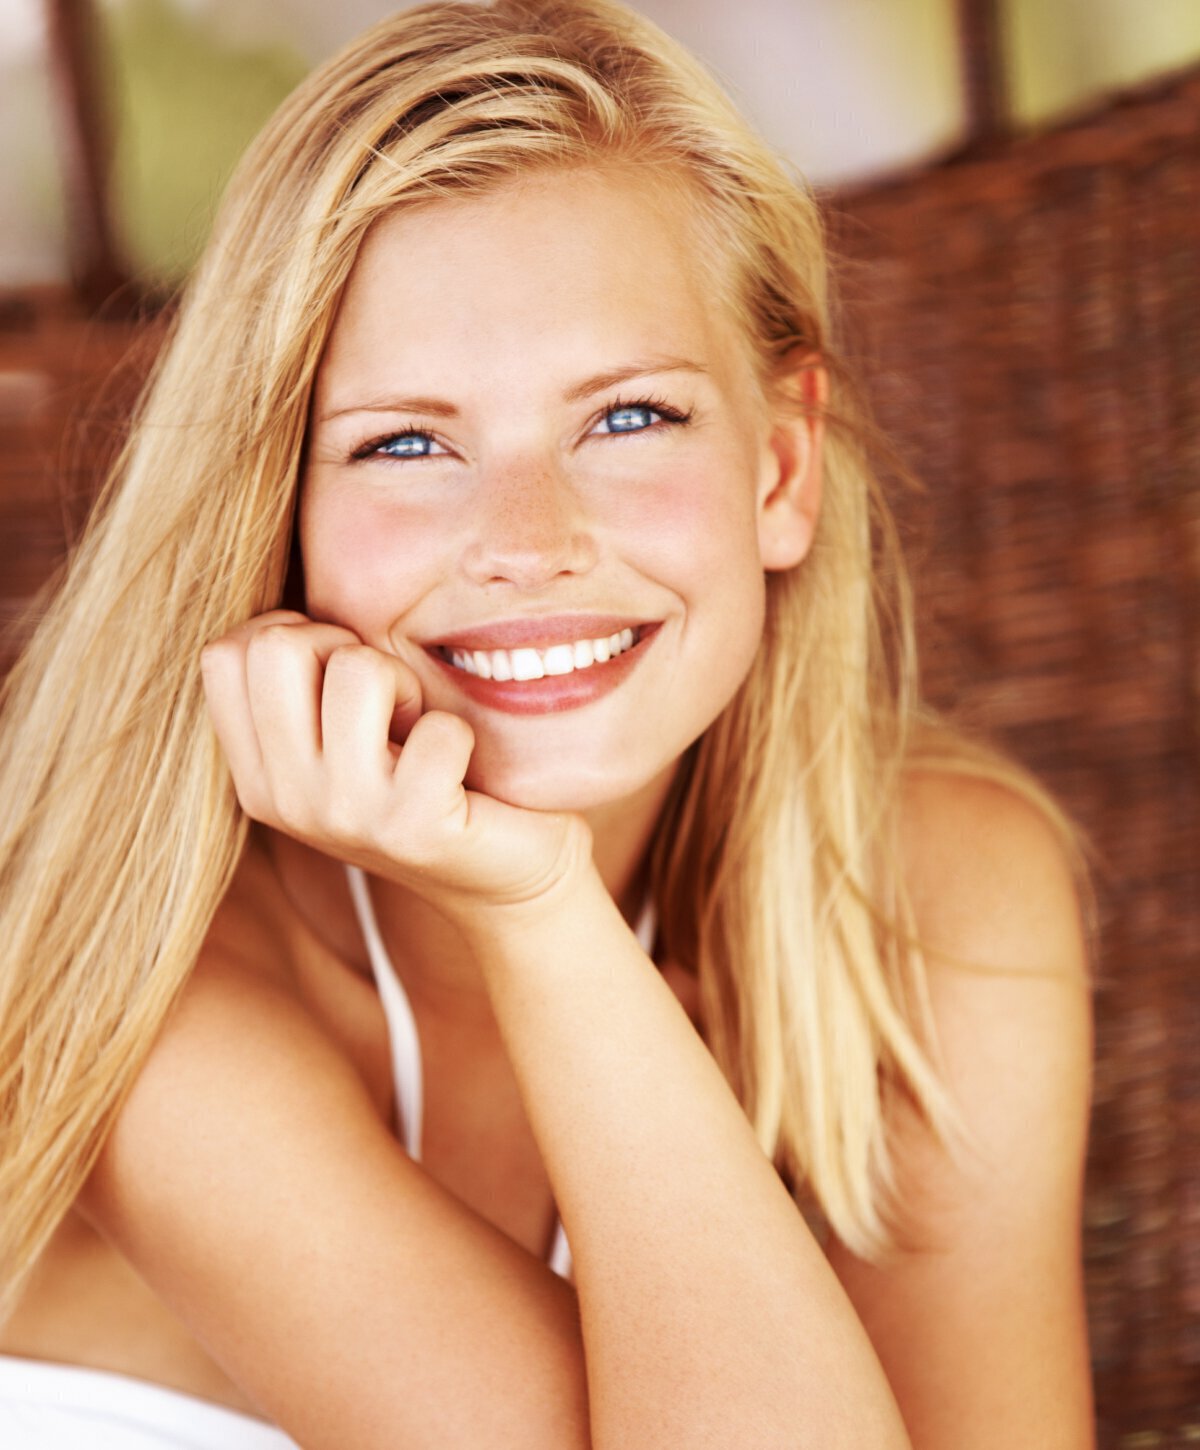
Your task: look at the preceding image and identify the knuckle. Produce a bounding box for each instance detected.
[199,638,236,676]
[422,709,473,749]
[247,621,298,661]
[261,620,299,647]
[326,642,379,677]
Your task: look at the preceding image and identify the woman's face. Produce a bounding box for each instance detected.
[301,166,818,812]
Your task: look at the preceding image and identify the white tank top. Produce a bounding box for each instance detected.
[0,1355,296,1449]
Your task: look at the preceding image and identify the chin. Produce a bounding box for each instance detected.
[463,741,666,816]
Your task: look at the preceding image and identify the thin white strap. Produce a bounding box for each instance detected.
[343,867,656,1282]
[548,1219,573,1279]
[632,897,657,956]
[345,865,424,1161]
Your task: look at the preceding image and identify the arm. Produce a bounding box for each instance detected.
[140,609,909,1448]
[82,940,592,1450]
[460,870,910,1450]
[826,773,1095,1448]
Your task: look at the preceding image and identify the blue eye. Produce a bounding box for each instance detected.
[603,405,656,433]
[371,430,443,458]
[349,428,451,463]
[594,397,692,436]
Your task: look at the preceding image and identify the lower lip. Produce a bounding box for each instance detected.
[429,626,659,715]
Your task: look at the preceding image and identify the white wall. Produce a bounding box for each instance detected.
[2,0,1199,286]
[0,3,68,283]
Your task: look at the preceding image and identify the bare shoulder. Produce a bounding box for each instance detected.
[75,842,587,1448]
[76,848,449,1437]
[897,765,1091,982]
[82,838,386,1231]
[884,766,1093,1218]
[824,767,1095,1448]
[120,830,388,1117]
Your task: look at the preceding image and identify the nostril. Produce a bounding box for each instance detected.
[463,495,598,586]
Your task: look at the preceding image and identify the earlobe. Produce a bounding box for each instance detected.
[757,363,826,572]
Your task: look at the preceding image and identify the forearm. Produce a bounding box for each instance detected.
[462,871,911,1450]
[201,620,907,1442]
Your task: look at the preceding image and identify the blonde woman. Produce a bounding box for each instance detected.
[0,2,1093,1446]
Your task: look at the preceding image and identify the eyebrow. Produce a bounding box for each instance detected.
[317,357,709,424]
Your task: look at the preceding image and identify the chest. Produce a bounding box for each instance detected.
[294,928,562,1260]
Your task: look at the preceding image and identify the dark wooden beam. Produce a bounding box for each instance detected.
[957,0,1009,150]
[43,0,133,311]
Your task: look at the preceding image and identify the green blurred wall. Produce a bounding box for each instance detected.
[104,0,305,283]
[1006,0,1200,125]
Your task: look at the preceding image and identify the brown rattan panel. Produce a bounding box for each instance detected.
[0,292,161,677]
[835,68,1200,1449]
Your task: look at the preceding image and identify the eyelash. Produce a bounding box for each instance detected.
[601,393,693,433]
[349,393,693,462]
[349,427,443,463]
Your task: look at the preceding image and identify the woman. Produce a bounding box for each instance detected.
[0,2,1094,1445]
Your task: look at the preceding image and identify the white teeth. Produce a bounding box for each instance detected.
[510,648,545,681]
[542,644,575,676]
[445,627,643,681]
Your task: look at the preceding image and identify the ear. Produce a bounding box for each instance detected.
[756,361,826,572]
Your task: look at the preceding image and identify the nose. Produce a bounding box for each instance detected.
[461,456,599,590]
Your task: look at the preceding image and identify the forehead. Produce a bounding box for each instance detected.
[316,166,753,400]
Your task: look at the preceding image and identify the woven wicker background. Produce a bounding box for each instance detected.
[834,68,1200,1449]
[1,64,1197,1450]
[0,293,163,670]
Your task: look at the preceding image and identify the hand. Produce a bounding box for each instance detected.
[200,611,594,914]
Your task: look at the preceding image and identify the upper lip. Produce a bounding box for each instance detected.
[427,615,653,652]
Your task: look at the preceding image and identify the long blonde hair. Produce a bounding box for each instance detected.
[0,0,1056,1311]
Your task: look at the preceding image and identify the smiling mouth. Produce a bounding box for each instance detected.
[436,625,645,682]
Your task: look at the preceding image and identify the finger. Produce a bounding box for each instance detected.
[218,608,312,643]
[320,645,422,788]
[390,710,475,831]
[222,611,362,659]
[204,613,362,824]
[201,615,326,801]
[243,619,363,808]
[387,661,424,745]
[200,636,269,811]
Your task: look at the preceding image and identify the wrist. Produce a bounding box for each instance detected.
[450,848,614,959]
[436,810,602,934]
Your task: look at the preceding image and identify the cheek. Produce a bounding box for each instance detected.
[300,483,448,627]
[608,456,762,583]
